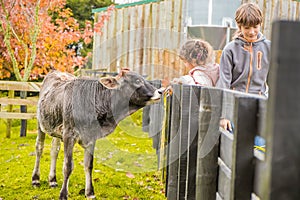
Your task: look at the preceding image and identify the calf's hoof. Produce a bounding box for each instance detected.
[86,194,96,199]
[49,181,58,188]
[32,180,41,187]
[49,176,58,188]
[85,189,95,199]
[59,194,68,200]
[59,190,68,200]
[32,174,40,187]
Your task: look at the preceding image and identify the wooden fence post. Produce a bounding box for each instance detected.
[178,85,191,199]
[166,84,181,199]
[196,87,222,200]
[218,90,235,200]
[149,88,164,168]
[261,20,300,200]
[186,85,201,200]
[230,96,258,200]
[163,91,172,197]
[20,91,27,137]
[253,98,268,198]
[6,90,14,138]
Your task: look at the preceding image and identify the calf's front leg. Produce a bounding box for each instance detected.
[83,141,96,198]
[32,125,46,187]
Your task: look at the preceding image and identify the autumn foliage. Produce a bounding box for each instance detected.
[0,0,114,81]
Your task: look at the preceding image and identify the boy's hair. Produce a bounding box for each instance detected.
[179,39,214,66]
[235,3,263,27]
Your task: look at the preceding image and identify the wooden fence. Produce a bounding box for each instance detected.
[92,0,187,80]
[143,20,300,200]
[0,81,41,138]
[245,0,300,39]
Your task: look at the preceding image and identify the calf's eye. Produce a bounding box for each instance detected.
[135,79,141,84]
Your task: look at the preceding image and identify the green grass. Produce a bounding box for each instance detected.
[0,110,166,200]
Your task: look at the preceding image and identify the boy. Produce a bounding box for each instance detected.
[217,2,271,131]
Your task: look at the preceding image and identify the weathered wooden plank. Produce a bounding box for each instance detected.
[219,90,235,173]
[157,1,165,79]
[151,3,159,79]
[142,3,151,76]
[5,90,14,138]
[135,5,145,74]
[261,20,300,200]
[128,6,136,71]
[173,0,184,77]
[162,0,172,78]
[177,85,190,199]
[196,87,222,200]
[163,93,172,197]
[116,8,124,70]
[0,81,41,92]
[166,84,181,200]
[230,96,258,200]
[92,12,101,69]
[186,85,201,200]
[253,92,268,198]
[0,98,38,106]
[108,8,117,72]
[121,7,129,68]
[0,112,36,120]
[217,157,232,200]
[103,13,110,71]
[20,91,27,137]
[148,81,164,168]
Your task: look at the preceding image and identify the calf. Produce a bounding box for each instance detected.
[32,69,163,199]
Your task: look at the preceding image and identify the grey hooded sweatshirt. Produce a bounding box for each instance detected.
[216,32,271,97]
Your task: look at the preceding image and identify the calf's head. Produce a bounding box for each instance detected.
[99,70,163,106]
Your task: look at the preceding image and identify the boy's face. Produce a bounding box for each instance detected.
[240,24,261,42]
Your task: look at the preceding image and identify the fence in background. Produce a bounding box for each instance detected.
[0,81,41,138]
[243,0,300,39]
[92,0,187,80]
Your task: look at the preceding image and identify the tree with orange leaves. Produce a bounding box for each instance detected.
[0,0,114,81]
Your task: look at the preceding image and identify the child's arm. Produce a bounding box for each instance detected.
[220,118,232,132]
[217,49,233,89]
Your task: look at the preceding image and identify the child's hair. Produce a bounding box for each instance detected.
[235,3,263,27]
[179,39,214,66]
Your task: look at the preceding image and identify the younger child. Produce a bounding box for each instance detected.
[173,39,219,86]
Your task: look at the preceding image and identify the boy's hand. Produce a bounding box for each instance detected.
[220,118,232,132]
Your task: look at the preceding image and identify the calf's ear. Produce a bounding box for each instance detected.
[99,77,120,89]
[116,67,130,79]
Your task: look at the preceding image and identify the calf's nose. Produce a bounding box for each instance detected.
[150,87,164,101]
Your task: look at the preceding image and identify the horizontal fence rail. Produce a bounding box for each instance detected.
[0,81,41,137]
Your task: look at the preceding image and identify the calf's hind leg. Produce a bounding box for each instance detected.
[59,134,75,200]
[49,137,61,187]
[32,125,46,187]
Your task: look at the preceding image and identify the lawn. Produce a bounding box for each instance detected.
[0,110,166,200]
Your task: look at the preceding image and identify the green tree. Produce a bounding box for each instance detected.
[65,0,114,67]
[66,0,113,29]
